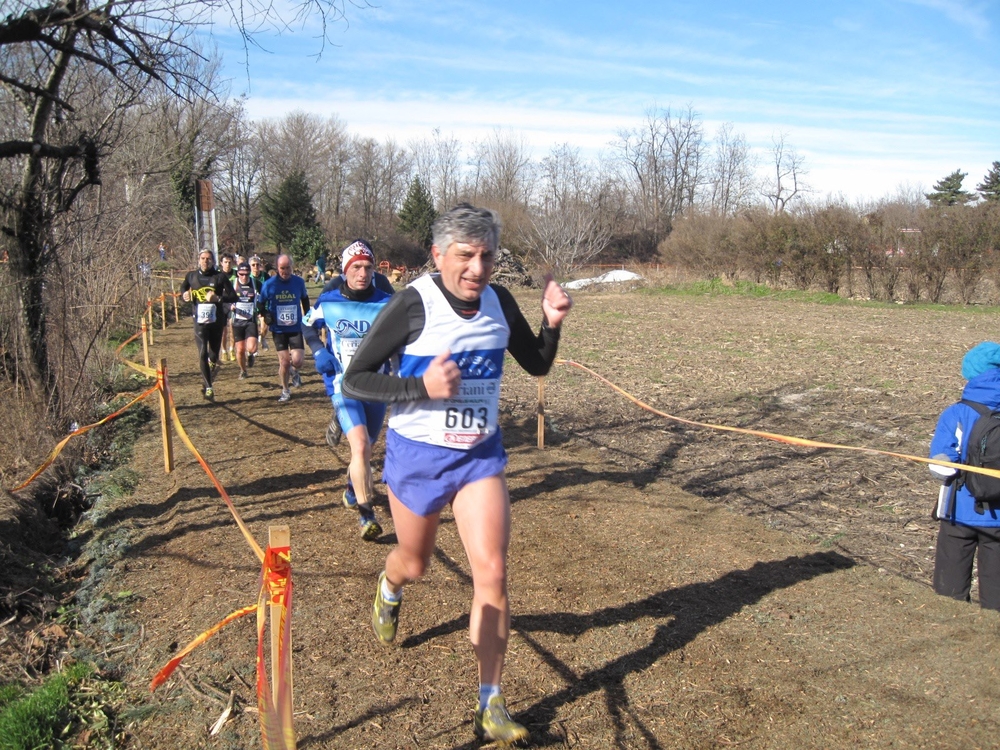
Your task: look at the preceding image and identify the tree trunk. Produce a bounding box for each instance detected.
[10,203,61,417]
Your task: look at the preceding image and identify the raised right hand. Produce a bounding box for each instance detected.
[422,349,461,399]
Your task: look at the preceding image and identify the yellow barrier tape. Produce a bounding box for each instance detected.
[114,330,156,377]
[166,391,265,562]
[554,359,1000,481]
[121,359,157,378]
[12,385,159,492]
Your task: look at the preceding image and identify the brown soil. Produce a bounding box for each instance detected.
[25,286,1000,748]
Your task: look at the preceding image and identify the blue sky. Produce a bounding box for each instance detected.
[214,0,999,204]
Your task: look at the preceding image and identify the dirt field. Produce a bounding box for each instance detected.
[39,285,1000,748]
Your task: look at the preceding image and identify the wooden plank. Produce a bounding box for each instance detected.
[157,359,173,473]
[537,377,545,449]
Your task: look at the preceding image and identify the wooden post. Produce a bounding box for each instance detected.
[268,525,292,706]
[146,301,154,345]
[157,359,174,473]
[537,377,545,450]
[140,318,150,369]
[160,295,167,330]
[170,274,179,322]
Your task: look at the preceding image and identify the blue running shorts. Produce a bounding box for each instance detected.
[332,394,386,443]
[383,429,508,517]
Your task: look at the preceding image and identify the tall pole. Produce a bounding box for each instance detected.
[157,359,174,473]
[537,378,545,449]
[141,318,149,369]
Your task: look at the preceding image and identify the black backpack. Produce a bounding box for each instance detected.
[959,399,1000,504]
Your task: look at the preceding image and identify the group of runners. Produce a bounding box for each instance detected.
[179,252,310,401]
[180,203,573,745]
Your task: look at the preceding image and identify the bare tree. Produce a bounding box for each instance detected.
[523,143,612,272]
[0,0,360,417]
[762,132,807,213]
[468,128,535,206]
[614,105,705,240]
[707,122,756,216]
[410,128,463,211]
[347,137,411,239]
[528,204,612,274]
[215,103,264,256]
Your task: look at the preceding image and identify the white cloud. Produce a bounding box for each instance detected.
[898,0,993,39]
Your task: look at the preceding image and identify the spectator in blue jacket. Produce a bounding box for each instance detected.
[929,341,1000,610]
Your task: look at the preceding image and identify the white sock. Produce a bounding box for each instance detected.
[381,576,401,603]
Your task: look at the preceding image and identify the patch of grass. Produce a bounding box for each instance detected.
[0,663,84,749]
[0,674,70,749]
[823,532,847,548]
[0,684,25,711]
[640,278,1000,314]
[0,663,127,749]
[86,467,142,499]
[646,278,853,304]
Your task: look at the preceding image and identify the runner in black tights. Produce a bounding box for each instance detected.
[180,250,236,400]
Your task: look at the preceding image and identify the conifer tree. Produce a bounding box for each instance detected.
[925,170,973,206]
[398,177,438,249]
[262,171,319,252]
[977,162,1000,202]
[289,225,328,265]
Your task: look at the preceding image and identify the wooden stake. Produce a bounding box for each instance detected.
[268,526,292,707]
[146,301,154,345]
[157,359,173,473]
[170,274,179,322]
[141,318,150,369]
[537,377,545,449]
[160,295,167,330]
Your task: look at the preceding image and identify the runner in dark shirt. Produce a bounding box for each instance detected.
[180,250,237,400]
[230,262,261,379]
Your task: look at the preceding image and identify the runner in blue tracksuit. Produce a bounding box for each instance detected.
[929,341,1000,610]
[303,240,393,540]
[259,255,310,403]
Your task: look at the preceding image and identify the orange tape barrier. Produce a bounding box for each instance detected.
[554,359,1000,481]
[149,604,257,691]
[166,389,264,561]
[13,325,164,492]
[12,385,159,493]
[115,330,157,378]
[14,298,297,746]
[151,544,294,750]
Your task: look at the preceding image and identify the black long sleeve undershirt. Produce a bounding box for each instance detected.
[180,269,237,319]
[342,278,560,404]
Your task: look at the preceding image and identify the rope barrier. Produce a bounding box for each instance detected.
[24,293,984,750]
[11,288,295,748]
[554,359,1000,481]
[166,389,265,562]
[11,385,159,493]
